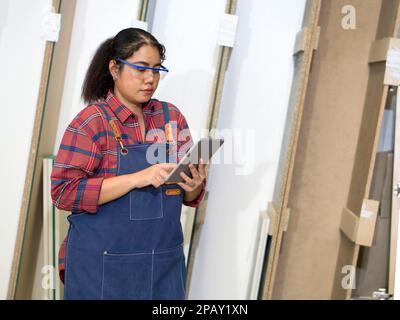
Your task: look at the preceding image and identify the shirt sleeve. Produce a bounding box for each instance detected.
[51,122,104,214]
[177,112,206,208]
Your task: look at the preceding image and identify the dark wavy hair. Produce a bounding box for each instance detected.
[81,28,166,104]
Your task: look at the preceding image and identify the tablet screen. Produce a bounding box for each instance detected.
[165,137,224,184]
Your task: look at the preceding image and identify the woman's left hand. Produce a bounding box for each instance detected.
[178,158,206,193]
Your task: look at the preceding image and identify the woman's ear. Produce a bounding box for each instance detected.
[109,59,120,80]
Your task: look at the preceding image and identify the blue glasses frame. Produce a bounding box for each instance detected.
[116,57,169,78]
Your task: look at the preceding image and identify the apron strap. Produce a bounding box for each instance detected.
[95,102,128,155]
[162,102,174,143]
[96,100,173,152]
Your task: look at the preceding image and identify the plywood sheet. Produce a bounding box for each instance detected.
[260,0,321,299]
[271,0,384,300]
[11,0,75,300]
[335,0,400,300]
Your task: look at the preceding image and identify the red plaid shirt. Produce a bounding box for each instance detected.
[51,90,205,283]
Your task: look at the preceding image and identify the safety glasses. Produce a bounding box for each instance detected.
[116,57,169,80]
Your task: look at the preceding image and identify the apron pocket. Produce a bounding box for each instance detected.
[129,186,163,220]
[102,251,152,300]
[152,246,186,300]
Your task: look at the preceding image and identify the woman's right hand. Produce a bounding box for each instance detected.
[98,163,176,206]
[132,163,176,189]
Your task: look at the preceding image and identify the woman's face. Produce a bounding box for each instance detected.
[110,44,162,106]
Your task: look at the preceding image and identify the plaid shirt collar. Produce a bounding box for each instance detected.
[104,89,153,123]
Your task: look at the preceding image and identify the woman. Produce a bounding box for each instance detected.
[51,28,206,300]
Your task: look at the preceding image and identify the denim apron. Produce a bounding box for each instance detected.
[64,102,186,300]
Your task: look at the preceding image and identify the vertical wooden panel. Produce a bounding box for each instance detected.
[334,0,400,300]
[260,0,321,300]
[7,0,62,300]
[8,0,76,300]
[262,0,397,299]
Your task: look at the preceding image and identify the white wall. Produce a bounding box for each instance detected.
[188,0,306,299]
[149,0,226,271]
[54,0,142,151]
[151,0,226,139]
[0,0,54,299]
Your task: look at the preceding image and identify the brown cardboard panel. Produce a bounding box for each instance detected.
[334,72,388,300]
[336,1,400,300]
[272,0,384,300]
[336,1,400,299]
[260,0,321,299]
[10,0,76,299]
[340,200,379,247]
[271,0,320,233]
[7,0,63,299]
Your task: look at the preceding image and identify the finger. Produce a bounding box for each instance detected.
[181,176,196,190]
[159,163,176,172]
[152,181,160,188]
[178,182,191,192]
[188,163,200,180]
[180,171,194,185]
[158,169,169,180]
[154,175,163,187]
[198,159,206,178]
[157,174,166,185]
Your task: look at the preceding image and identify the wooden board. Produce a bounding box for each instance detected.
[335,0,400,300]
[6,0,67,300]
[263,0,395,300]
[10,0,76,300]
[259,0,321,299]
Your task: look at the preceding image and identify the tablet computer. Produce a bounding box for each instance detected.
[165,137,224,184]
